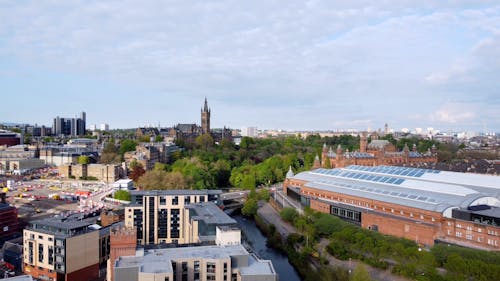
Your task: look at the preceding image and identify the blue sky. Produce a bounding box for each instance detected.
[1,1,499,132]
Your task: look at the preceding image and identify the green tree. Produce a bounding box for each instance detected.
[195,133,214,150]
[137,170,188,190]
[242,198,258,217]
[155,135,164,142]
[351,264,371,281]
[100,142,121,164]
[138,135,151,142]
[153,162,167,171]
[78,155,90,165]
[120,139,137,155]
[280,207,299,223]
[113,190,131,201]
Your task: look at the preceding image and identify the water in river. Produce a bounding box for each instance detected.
[232,214,302,281]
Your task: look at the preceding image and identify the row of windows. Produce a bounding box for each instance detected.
[304,190,437,223]
[448,222,500,236]
[450,230,500,247]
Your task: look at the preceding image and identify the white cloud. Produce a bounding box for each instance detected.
[431,103,476,124]
[0,1,499,130]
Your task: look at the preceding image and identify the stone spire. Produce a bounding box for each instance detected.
[286,166,294,178]
[313,154,321,169]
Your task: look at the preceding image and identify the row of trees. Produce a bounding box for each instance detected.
[129,133,469,190]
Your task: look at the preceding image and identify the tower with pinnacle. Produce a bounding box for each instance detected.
[201,97,211,134]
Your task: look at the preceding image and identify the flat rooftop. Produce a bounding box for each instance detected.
[187,202,236,225]
[115,244,275,277]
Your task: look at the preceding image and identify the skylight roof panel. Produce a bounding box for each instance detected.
[382,190,390,194]
[408,195,418,199]
[387,178,397,184]
[417,196,428,201]
[395,179,404,185]
[390,192,399,196]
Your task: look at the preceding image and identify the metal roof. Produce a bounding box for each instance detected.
[292,165,500,214]
[186,202,236,225]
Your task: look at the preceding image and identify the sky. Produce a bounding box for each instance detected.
[0,1,499,132]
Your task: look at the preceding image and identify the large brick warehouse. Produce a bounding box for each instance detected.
[284,165,500,251]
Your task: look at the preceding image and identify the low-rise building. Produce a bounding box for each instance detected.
[0,145,45,175]
[284,165,500,250]
[59,163,124,183]
[114,244,277,281]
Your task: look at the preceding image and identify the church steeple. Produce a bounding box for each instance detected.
[201,97,211,134]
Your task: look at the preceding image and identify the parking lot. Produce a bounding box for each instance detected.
[4,179,110,221]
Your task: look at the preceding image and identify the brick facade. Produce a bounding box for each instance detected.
[285,174,500,250]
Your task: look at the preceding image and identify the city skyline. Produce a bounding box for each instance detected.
[1,1,499,132]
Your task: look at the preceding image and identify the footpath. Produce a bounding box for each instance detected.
[256,201,412,281]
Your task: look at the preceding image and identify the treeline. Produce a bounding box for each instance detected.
[133,134,360,190]
[124,133,467,190]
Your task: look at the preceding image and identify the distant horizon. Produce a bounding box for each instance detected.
[1,2,499,132]
[1,120,498,135]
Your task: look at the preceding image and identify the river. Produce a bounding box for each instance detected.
[232,214,301,281]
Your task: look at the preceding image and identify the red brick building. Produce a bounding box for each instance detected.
[0,131,21,147]
[106,226,136,281]
[284,165,500,250]
[0,193,19,244]
[315,133,437,169]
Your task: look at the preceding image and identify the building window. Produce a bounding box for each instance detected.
[48,246,54,265]
[478,228,482,233]
[172,196,178,205]
[466,234,473,240]
[478,237,484,242]
[207,262,216,274]
[467,226,473,231]
[182,262,188,281]
[38,244,44,262]
[456,232,462,238]
[185,196,191,204]
[457,223,462,229]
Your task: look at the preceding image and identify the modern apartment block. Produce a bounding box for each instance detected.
[22,218,121,281]
[125,190,238,246]
[113,244,277,281]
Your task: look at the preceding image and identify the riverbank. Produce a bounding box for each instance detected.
[255,201,413,281]
[231,213,302,281]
